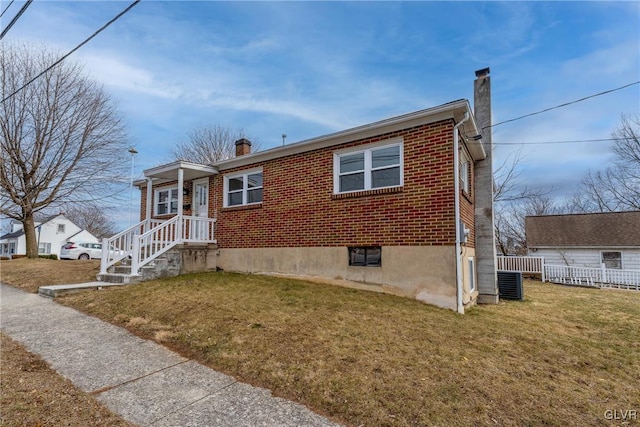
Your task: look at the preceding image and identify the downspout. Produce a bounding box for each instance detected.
[454,112,470,314]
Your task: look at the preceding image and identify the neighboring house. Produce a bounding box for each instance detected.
[526,211,640,270]
[121,96,494,312]
[0,214,98,258]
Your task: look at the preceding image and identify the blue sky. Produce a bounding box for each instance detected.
[3,1,639,228]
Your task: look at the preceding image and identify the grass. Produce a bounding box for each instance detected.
[1,259,638,426]
[54,271,640,427]
[0,333,136,427]
[0,258,100,293]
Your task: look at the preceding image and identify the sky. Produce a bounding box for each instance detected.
[2,0,639,230]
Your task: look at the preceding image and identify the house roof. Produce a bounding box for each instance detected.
[0,229,24,240]
[140,161,218,184]
[138,99,485,185]
[526,211,640,248]
[0,215,59,240]
[214,99,484,171]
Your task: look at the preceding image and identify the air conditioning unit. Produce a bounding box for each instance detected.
[497,271,524,301]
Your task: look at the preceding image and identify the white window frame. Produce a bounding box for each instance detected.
[38,242,51,254]
[333,139,403,194]
[57,223,66,233]
[223,168,263,208]
[155,186,179,216]
[460,152,470,195]
[468,257,476,292]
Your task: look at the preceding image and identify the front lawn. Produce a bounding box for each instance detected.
[52,272,639,427]
[0,258,100,293]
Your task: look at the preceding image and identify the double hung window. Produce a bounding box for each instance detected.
[334,141,403,194]
[460,153,470,194]
[156,187,178,215]
[224,169,263,207]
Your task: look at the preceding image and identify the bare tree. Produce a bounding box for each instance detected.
[493,148,555,203]
[170,125,259,164]
[0,44,129,258]
[572,114,640,212]
[494,194,564,255]
[493,148,559,254]
[64,203,117,239]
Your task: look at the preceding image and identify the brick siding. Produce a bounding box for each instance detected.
[212,119,476,249]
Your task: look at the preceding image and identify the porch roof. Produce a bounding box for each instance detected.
[139,161,218,185]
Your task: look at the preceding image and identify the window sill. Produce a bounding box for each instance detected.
[332,186,403,200]
[153,213,178,218]
[221,203,263,212]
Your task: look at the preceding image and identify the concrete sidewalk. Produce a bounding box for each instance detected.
[0,284,341,427]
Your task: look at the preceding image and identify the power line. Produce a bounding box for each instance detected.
[1,0,141,104]
[0,0,16,18]
[493,138,616,146]
[0,0,33,40]
[484,81,640,130]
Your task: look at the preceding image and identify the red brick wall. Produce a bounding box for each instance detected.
[212,119,474,248]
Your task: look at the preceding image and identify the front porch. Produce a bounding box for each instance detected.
[99,161,219,283]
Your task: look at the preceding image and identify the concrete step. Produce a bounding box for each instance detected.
[97,273,142,284]
[39,282,128,298]
[112,265,132,274]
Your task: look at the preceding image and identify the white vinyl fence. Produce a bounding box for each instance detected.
[544,264,640,290]
[497,256,545,281]
[497,256,640,290]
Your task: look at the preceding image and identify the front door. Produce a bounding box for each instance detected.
[193,178,209,239]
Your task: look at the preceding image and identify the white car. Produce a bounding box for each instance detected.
[60,242,103,260]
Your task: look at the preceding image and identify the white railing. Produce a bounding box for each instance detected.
[100,219,148,274]
[497,256,545,281]
[544,264,640,290]
[101,216,216,277]
[183,216,216,243]
[131,215,181,276]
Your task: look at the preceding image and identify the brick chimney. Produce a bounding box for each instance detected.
[235,138,252,157]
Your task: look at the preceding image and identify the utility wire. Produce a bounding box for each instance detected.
[484,81,640,130]
[0,0,32,40]
[493,138,616,145]
[0,0,15,18]
[1,0,141,104]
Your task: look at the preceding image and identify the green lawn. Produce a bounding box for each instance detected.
[51,272,640,427]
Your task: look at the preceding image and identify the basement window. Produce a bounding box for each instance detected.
[348,246,382,267]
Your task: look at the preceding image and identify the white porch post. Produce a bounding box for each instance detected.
[177,168,184,242]
[145,177,153,229]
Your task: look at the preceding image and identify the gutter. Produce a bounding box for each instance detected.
[454,112,470,314]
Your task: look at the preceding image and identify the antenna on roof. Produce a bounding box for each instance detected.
[282,134,287,146]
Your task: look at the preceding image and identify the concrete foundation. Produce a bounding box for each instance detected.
[217,245,476,311]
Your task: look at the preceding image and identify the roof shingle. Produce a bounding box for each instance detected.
[525,211,640,247]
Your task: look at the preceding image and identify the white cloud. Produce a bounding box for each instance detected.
[79,54,183,99]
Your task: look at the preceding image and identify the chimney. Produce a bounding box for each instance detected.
[235,138,252,157]
[473,67,499,304]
